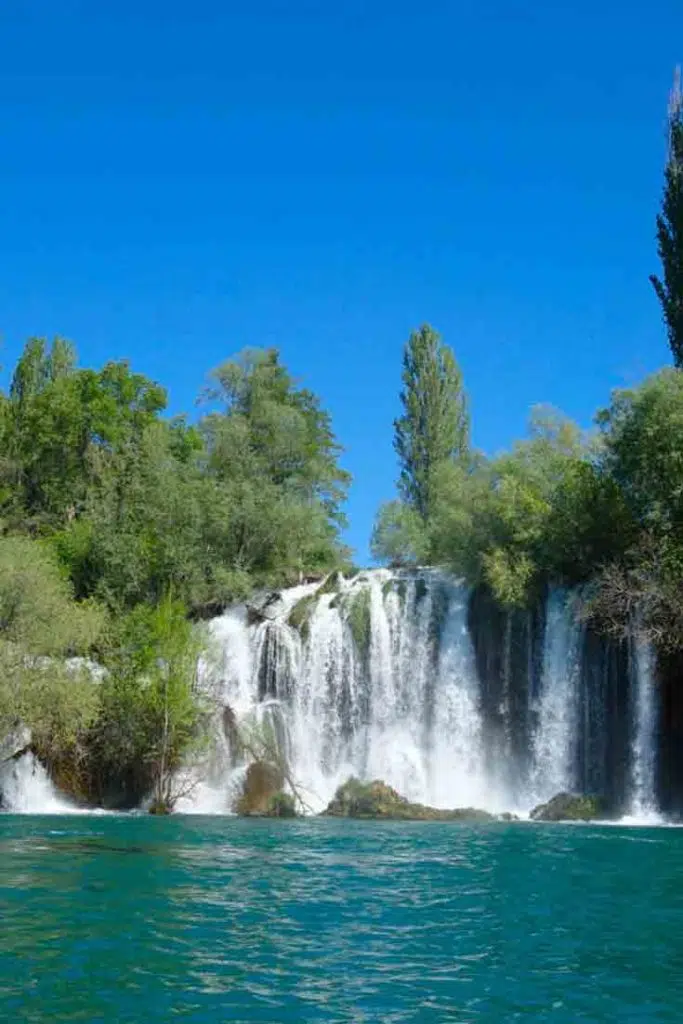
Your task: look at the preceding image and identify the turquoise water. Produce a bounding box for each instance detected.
[1,817,682,1022]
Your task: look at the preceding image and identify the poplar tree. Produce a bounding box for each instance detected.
[394,324,469,521]
[651,67,683,368]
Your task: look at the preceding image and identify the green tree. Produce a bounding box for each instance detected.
[651,68,683,368]
[1,338,167,532]
[0,536,105,770]
[370,500,430,566]
[54,419,210,610]
[589,369,683,645]
[598,369,683,537]
[200,348,351,583]
[394,324,469,521]
[92,596,206,811]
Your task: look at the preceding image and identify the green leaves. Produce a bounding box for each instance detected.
[0,536,106,767]
[199,346,350,586]
[92,595,206,810]
[0,337,350,616]
[371,500,429,566]
[394,324,469,521]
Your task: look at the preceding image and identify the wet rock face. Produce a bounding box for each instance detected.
[246,591,287,626]
[0,722,32,764]
[322,778,496,822]
[530,792,603,822]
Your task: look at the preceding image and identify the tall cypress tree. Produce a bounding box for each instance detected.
[651,68,683,368]
[394,324,469,521]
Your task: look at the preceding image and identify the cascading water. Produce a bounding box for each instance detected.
[627,626,659,821]
[2,570,666,819]
[0,752,76,814]
[191,569,499,813]
[527,588,584,807]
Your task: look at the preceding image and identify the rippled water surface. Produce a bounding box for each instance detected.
[1,816,683,1022]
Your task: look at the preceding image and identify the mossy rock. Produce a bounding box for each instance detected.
[287,594,317,642]
[346,588,372,656]
[322,777,496,822]
[317,573,341,597]
[530,792,603,822]
[222,704,243,764]
[48,759,92,806]
[236,760,285,816]
[148,801,172,816]
[265,791,298,818]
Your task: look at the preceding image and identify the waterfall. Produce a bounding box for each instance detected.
[628,627,659,820]
[527,588,584,806]
[430,579,488,808]
[1,570,670,818]
[190,569,500,813]
[0,752,76,814]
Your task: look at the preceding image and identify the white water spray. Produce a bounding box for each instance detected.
[628,628,659,821]
[0,753,76,814]
[191,570,498,813]
[527,589,583,807]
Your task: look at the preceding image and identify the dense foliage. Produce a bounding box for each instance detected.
[0,340,350,807]
[375,347,683,645]
[374,394,629,604]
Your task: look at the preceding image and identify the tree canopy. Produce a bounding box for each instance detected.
[0,338,351,808]
[394,325,469,521]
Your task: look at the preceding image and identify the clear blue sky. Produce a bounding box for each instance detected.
[1,1,681,562]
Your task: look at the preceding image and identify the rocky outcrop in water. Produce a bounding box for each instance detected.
[265,791,297,817]
[235,760,297,816]
[530,792,603,821]
[322,778,495,821]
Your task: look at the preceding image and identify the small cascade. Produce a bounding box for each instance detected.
[527,588,584,807]
[0,753,76,814]
[431,580,488,808]
[628,626,659,820]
